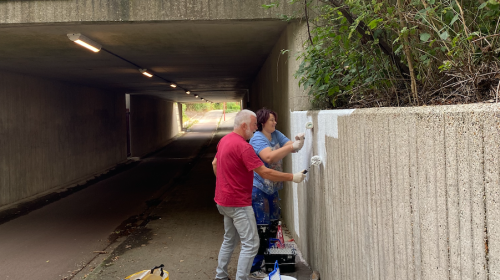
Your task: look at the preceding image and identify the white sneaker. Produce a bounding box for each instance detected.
[249,270,268,279]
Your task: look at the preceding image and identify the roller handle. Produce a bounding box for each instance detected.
[151,264,165,276]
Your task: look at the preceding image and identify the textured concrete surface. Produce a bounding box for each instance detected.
[0,0,299,23]
[287,104,500,280]
[0,71,126,209]
[130,95,180,158]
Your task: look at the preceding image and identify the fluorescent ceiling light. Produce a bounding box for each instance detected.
[194,94,199,98]
[67,33,101,52]
[170,83,177,88]
[186,91,190,94]
[201,98,204,100]
[139,69,153,78]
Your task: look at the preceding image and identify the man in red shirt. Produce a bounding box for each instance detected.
[212,109,306,280]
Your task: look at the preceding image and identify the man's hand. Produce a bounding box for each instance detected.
[292,133,305,152]
[292,170,307,183]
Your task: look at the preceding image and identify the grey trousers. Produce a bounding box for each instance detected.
[215,205,260,280]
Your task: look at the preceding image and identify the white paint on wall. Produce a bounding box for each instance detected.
[290,109,355,237]
[290,111,310,237]
[318,109,355,137]
[293,183,300,236]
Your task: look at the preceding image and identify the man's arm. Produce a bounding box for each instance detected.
[212,157,217,176]
[253,165,293,182]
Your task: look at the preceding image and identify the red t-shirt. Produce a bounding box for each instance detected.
[214,132,264,207]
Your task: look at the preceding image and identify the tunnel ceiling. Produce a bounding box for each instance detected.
[0,20,287,103]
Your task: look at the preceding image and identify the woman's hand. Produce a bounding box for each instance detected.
[292,133,305,152]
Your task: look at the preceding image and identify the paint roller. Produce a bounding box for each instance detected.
[302,155,322,174]
[295,122,313,142]
[299,121,319,174]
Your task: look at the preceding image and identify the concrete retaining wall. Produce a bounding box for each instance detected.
[0,71,126,209]
[288,104,500,280]
[0,0,299,24]
[129,95,180,158]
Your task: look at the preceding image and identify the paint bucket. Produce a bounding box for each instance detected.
[264,276,297,280]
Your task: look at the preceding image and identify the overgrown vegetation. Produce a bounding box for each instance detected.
[184,102,241,113]
[182,102,241,123]
[267,0,500,108]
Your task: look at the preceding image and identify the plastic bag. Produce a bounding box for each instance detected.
[122,264,169,280]
[268,260,281,280]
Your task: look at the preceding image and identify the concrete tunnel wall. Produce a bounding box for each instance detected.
[0,71,127,209]
[129,95,181,158]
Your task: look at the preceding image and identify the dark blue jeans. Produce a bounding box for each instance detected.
[250,187,280,272]
[252,187,280,224]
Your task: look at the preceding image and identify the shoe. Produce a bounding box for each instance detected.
[249,270,268,279]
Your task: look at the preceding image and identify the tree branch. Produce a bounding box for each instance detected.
[304,0,314,46]
[319,0,411,78]
[396,0,418,103]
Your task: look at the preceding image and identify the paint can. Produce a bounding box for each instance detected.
[264,276,297,280]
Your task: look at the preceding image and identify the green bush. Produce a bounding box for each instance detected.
[275,0,500,108]
[184,102,240,112]
[185,103,211,112]
[181,102,240,129]
[225,102,241,113]
[181,103,189,123]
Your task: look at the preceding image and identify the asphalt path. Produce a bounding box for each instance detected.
[0,110,223,280]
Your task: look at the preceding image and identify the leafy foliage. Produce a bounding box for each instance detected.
[184,102,241,113]
[283,0,500,108]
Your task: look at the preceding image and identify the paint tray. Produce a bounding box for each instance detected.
[263,241,296,273]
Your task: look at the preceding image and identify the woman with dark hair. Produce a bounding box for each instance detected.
[248,108,305,278]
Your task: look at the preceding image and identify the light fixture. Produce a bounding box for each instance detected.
[170,83,177,88]
[139,69,153,78]
[201,98,204,100]
[186,91,190,94]
[67,33,102,52]
[194,94,199,98]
